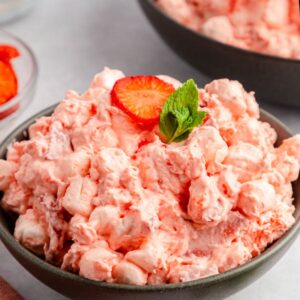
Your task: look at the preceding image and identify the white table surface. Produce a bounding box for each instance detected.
[1,0,300,299]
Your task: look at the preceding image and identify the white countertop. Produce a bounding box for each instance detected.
[1,0,300,299]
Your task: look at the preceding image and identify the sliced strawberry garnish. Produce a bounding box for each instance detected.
[0,61,18,105]
[111,76,175,125]
[0,45,20,63]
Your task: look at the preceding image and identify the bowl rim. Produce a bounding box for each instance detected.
[142,0,300,65]
[0,29,38,113]
[0,105,300,291]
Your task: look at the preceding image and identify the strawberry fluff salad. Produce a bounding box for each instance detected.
[0,67,300,285]
[156,0,300,59]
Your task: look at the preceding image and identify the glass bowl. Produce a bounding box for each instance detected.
[0,30,38,129]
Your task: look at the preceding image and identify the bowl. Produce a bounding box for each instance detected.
[0,105,299,300]
[0,30,38,128]
[138,0,300,107]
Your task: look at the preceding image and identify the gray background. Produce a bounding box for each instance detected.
[1,0,299,299]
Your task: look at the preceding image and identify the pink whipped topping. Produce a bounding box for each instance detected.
[0,67,299,285]
[156,0,300,59]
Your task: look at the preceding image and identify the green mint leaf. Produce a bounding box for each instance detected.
[159,79,207,144]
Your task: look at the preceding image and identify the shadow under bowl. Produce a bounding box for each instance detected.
[138,0,300,107]
[0,105,300,300]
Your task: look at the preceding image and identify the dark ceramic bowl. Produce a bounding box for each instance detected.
[0,105,300,300]
[138,0,300,107]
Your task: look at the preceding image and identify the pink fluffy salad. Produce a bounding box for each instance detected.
[156,0,300,59]
[0,67,299,285]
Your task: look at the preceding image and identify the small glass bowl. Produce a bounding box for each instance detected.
[0,30,38,130]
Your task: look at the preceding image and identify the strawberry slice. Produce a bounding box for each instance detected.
[0,103,19,120]
[0,45,20,63]
[111,76,175,125]
[0,61,18,105]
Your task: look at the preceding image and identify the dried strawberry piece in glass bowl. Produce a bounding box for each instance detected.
[0,30,37,129]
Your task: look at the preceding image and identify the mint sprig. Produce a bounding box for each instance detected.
[159,79,207,144]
